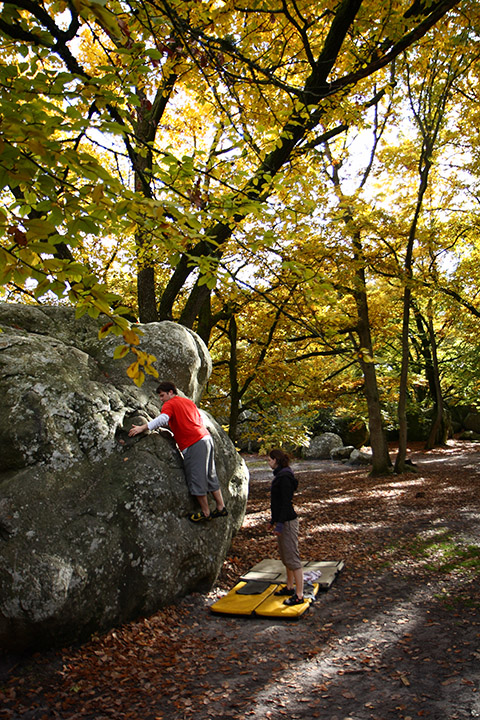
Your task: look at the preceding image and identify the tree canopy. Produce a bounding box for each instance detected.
[1,0,480,470]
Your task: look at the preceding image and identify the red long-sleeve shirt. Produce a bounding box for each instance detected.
[147,395,209,451]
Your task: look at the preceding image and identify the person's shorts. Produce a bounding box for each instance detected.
[277,518,301,571]
[182,434,220,496]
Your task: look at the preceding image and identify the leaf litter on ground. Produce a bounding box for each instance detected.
[1,440,479,720]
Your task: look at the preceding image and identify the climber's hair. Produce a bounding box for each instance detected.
[156,381,177,395]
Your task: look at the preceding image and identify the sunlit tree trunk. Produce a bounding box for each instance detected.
[351,234,392,475]
[394,223,416,474]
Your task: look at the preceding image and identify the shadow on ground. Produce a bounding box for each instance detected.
[1,441,479,720]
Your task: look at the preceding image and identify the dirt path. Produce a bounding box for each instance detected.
[1,441,479,720]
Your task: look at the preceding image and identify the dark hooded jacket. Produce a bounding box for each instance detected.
[270,465,298,524]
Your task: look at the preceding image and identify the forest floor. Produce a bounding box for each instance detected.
[1,440,480,720]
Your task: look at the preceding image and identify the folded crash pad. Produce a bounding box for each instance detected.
[210,559,343,618]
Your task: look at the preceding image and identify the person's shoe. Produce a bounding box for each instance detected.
[211,506,229,518]
[283,594,305,606]
[188,511,212,523]
[274,585,295,596]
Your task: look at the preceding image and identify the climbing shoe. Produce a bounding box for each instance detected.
[274,586,295,596]
[188,511,212,523]
[211,507,229,519]
[283,594,305,606]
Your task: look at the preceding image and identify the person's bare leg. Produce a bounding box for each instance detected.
[212,488,225,511]
[195,495,211,516]
[293,567,304,599]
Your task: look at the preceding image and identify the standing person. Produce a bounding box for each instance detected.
[128,381,228,523]
[268,448,304,605]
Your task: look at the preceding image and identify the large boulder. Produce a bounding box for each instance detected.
[0,303,249,651]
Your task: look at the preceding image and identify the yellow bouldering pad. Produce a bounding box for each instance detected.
[209,559,343,619]
[252,583,319,618]
[209,580,277,616]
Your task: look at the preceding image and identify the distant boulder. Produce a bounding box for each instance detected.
[348,448,373,465]
[304,433,343,459]
[330,445,355,461]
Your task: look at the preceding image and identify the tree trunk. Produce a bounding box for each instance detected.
[352,233,392,475]
[411,302,448,449]
[136,266,158,323]
[196,293,213,346]
[425,309,449,448]
[134,111,158,323]
[227,315,241,442]
[134,135,158,323]
[134,79,176,324]
[394,282,412,474]
[353,293,392,475]
[180,280,215,330]
[394,47,457,468]
[394,153,432,473]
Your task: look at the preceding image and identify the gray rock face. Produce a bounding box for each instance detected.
[330,445,355,461]
[348,448,373,465]
[304,432,343,459]
[0,304,249,651]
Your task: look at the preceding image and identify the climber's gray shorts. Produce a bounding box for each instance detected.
[182,435,219,496]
